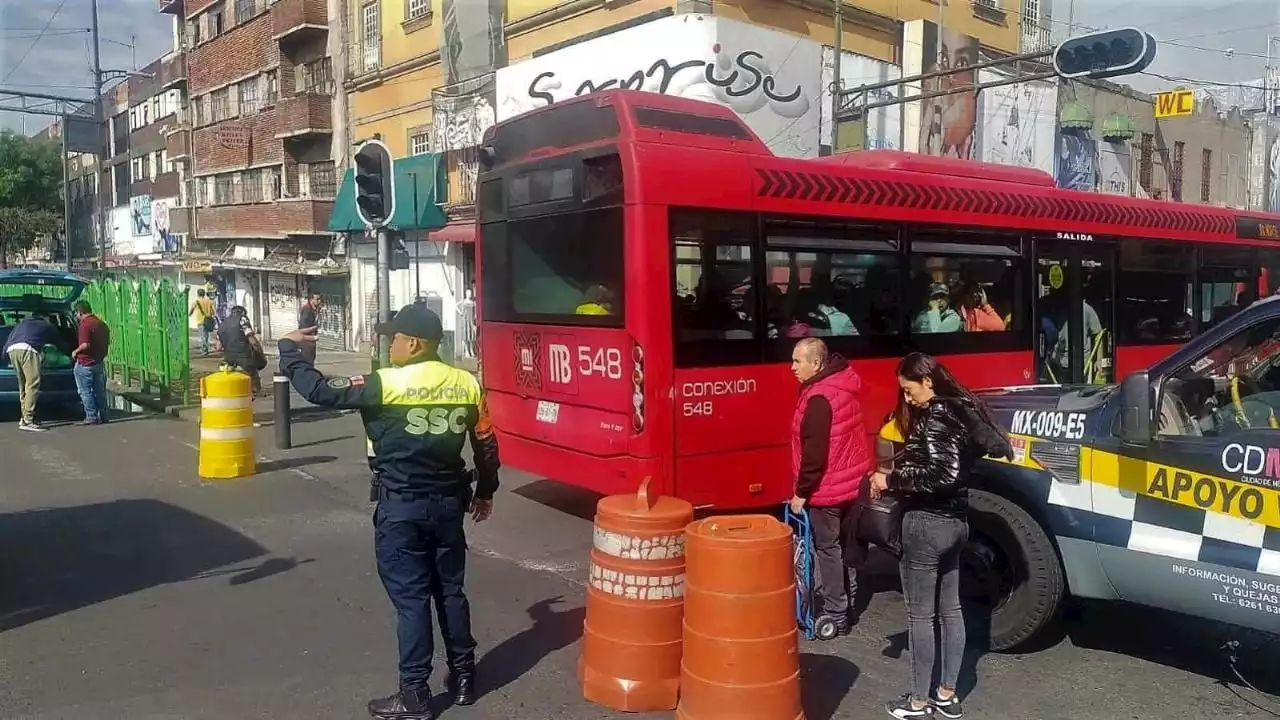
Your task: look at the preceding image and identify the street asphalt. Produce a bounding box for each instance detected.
[1,400,1279,720]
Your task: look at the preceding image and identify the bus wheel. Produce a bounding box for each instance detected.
[960,489,1065,652]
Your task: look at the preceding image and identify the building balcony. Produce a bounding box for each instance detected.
[168,205,194,235]
[152,171,180,199]
[271,0,328,42]
[129,121,166,155]
[274,94,332,139]
[196,204,277,239]
[166,128,191,160]
[161,53,187,90]
[131,178,153,198]
[279,199,334,236]
[159,0,181,14]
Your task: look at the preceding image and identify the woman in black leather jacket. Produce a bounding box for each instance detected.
[872,352,1012,719]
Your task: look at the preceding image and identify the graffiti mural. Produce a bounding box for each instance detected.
[1056,132,1097,191]
[130,195,152,238]
[151,197,177,253]
[977,71,1058,174]
[497,16,825,157]
[913,22,979,160]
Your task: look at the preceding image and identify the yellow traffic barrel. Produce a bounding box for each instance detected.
[197,367,256,479]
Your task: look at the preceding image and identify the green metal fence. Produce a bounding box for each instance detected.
[84,278,191,404]
[0,278,191,404]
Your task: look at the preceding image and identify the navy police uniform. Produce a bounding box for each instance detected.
[278,304,499,720]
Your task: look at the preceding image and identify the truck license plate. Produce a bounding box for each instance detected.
[535,400,560,424]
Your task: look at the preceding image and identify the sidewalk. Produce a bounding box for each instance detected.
[117,340,479,420]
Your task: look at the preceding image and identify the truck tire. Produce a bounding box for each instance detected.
[963,489,1066,652]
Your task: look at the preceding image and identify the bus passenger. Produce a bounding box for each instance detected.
[958,283,1004,332]
[789,338,872,637]
[575,284,614,315]
[912,283,962,334]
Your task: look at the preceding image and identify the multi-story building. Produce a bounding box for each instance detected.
[338,0,1028,355]
[162,0,352,349]
[25,112,98,266]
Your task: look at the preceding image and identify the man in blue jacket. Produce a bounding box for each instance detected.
[3,312,59,432]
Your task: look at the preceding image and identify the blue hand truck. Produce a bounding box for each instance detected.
[783,505,841,642]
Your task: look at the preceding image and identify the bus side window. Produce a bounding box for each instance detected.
[907,244,1021,335]
[671,209,757,345]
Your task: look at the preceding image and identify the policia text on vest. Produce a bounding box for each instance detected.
[277,313,499,720]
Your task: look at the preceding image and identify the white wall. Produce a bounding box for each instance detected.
[348,239,464,351]
[496,15,825,157]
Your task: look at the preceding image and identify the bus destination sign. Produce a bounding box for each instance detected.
[1237,217,1280,241]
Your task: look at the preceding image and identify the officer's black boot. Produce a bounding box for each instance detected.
[447,665,477,706]
[367,687,435,720]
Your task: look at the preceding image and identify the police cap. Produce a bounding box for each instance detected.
[376,303,444,341]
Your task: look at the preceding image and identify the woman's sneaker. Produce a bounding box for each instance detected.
[931,693,964,719]
[885,694,933,718]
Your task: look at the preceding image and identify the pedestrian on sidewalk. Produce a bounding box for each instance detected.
[71,300,111,425]
[788,337,872,637]
[871,352,1012,719]
[190,289,217,356]
[3,311,59,432]
[277,303,501,720]
[297,293,323,363]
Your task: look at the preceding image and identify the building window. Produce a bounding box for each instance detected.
[190,18,202,44]
[215,175,234,205]
[132,157,149,182]
[304,162,337,198]
[235,0,254,24]
[242,168,263,203]
[264,70,278,105]
[239,76,262,115]
[1201,148,1213,203]
[406,0,430,20]
[361,3,380,72]
[1139,133,1154,192]
[410,132,430,156]
[297,58,334,95]
[211,88,231,123]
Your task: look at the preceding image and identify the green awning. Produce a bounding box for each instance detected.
[327,152,449,232]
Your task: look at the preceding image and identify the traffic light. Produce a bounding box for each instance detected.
[1052,28,1157,81]
[353,139,396,228]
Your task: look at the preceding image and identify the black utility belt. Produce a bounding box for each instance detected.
[377,483,470,502]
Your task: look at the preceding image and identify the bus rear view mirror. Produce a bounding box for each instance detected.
[1119,371,1152,446]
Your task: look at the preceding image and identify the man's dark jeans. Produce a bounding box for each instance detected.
[900,509,968,702]
[374,489,477,691]
[810,500,867,619]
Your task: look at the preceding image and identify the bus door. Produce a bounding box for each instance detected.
[1034,239,1116,385]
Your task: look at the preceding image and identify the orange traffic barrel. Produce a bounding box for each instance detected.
[580,477,694,712]
[679,514,802,720]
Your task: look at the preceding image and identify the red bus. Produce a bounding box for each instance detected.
[475,89,1280,509]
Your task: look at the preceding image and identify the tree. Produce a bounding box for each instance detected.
[0,130,64,267]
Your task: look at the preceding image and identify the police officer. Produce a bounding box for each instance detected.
[279,303,500,720]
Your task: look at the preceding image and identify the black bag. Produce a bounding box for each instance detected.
[859,492,905,558]
[202,316,216,332]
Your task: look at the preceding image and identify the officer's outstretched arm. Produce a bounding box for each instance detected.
[278,338,382,408]
[469,394,501,500]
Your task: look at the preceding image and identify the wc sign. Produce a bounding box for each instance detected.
[1154,89,1194,119]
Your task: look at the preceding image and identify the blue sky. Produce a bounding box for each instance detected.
[0,0,173,134]
[0,0,1274,134]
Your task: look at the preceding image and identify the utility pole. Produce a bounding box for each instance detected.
[1265,35,1276,212]
[62,122,73,270]
[830,0,842,154]
[91,0,107,271]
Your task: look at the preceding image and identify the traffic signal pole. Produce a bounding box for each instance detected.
[376,228,391,367]
[352,138,397,369]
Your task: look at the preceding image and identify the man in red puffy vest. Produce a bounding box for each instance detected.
[789,337,872,635]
